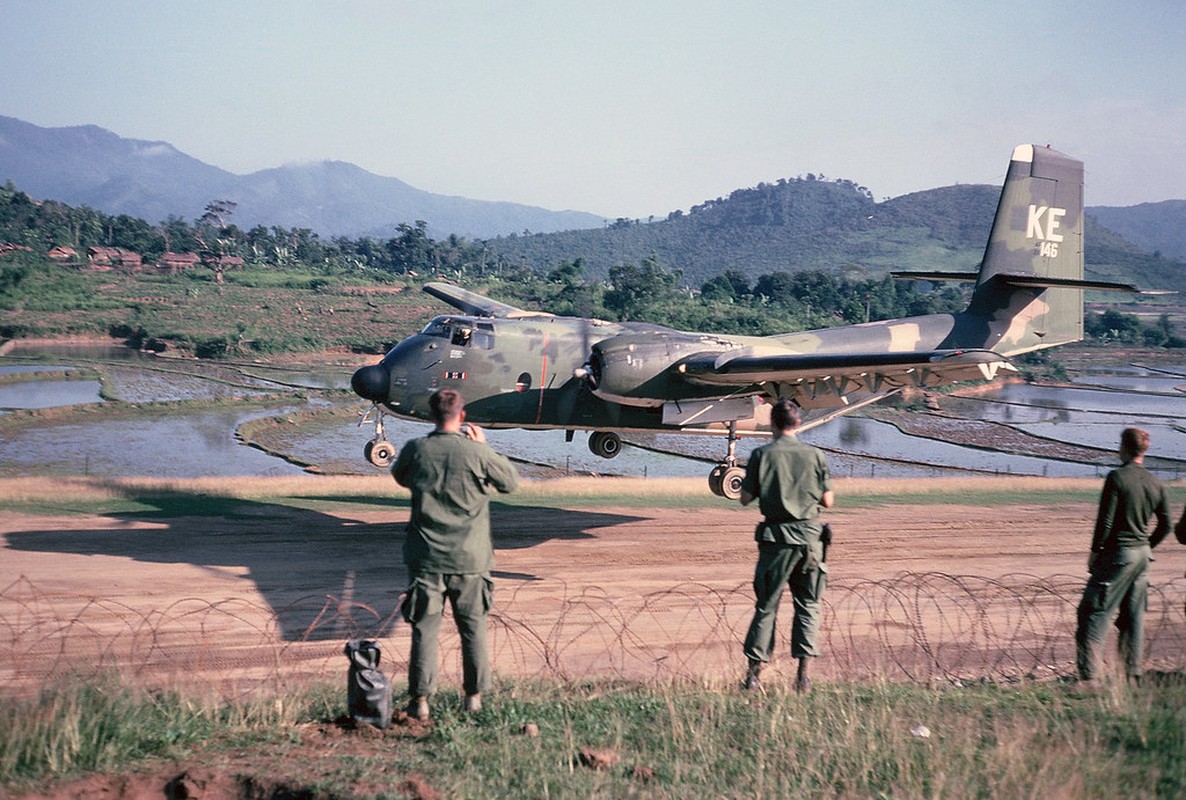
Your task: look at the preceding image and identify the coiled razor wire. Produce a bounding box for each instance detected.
[2,573,1183,697]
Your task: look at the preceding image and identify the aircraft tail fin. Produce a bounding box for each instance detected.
[897,145,1161,357]
[894,145,1167,355]
[965,144,1086,355]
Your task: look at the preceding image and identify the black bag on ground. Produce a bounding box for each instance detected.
[344,639,392,728]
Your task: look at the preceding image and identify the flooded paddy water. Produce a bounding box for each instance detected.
[2,342,1185,482]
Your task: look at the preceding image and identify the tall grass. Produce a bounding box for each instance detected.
[3,676,1183,797]
[429,678,1186,798]
[0,676,337,787]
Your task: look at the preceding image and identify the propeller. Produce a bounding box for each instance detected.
[572,282,600,389]
[561,281,599,427]
[574,345,602,390]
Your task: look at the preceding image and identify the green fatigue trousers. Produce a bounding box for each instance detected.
[1075,544,1150,680]
[743,541,828,663]
[401,572,493,697]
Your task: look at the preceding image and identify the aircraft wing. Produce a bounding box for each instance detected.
[423,282,551,318]
[678,348,1015,407]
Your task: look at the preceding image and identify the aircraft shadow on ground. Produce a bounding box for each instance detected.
[4,485,645,642]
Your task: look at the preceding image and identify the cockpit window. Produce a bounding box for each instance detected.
[421,318,451,338]
[419,317,494,349]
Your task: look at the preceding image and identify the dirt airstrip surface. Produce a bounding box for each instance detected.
[4,479,1185,693]
[3,478,1186,798]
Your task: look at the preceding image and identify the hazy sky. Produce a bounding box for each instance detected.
[3,1,1184,219]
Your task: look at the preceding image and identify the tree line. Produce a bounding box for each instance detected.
[0,182,475,275]
[1,182,1180,348]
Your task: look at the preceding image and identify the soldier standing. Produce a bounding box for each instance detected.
[1074,427,1172,686]
[739,399,834,693]
[393,389,519,721]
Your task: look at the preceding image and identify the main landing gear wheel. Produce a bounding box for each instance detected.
[364,439,396,468]
[707,420,744,500]
[588,430,622,459]
[708,465,746,500]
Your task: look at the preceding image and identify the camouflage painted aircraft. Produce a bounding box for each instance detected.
[351,144,1155,497]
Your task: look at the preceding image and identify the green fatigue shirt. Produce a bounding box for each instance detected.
[1090,460,1170,553]
[740,434,832,545]
[392,430,519,574]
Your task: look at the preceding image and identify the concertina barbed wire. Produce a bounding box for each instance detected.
[2,573,1183,697]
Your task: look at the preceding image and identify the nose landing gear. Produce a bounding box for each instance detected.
[364,438,396,468]
[360,405,396,468]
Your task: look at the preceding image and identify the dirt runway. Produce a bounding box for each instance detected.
[3,485,1185,695]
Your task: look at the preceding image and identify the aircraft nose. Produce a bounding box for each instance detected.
[351,363,390,403]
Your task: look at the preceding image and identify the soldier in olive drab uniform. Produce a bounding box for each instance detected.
[739,399,834,693]
[393,389,519,721]
[1074,427,1173,686]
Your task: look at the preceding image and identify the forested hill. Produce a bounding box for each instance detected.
[1090,200,1186,262]
[485,178,1183,291]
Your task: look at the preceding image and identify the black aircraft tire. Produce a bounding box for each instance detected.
[365,439,396,468]
[707,465,725,497]
[588,431,622,459]
[720,466,745,501]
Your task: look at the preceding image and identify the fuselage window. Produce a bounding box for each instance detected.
[451,327,472,347]
[472,322,495,350]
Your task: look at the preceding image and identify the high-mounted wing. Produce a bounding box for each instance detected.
[423,282,553,318]
[678,347,1015,409]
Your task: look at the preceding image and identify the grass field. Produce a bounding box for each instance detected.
[1,266,432,355]
[2,674,1184,798]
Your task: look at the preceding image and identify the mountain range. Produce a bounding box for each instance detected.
[0,116,603,239]
[2,115,1184,289]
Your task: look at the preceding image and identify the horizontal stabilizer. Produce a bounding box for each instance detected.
[892,270,979,283]
[987,273,1175,295]
[893,271,1170,295]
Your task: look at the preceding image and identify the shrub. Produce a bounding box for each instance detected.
[194,336,232,359]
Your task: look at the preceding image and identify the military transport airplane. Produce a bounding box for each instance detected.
[351,144,1157,498]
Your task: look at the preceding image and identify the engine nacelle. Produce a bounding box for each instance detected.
[588,333,727,407]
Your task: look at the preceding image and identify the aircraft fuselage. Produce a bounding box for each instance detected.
[355,307,996,435]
